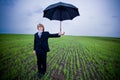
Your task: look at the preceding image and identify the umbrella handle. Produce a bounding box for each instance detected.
[60,21,62,32]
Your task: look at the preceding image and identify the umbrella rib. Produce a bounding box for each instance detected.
[65,8,73,20]
[53,9,60,20]
[50,9,58,20]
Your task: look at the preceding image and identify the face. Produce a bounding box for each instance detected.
[38,26,43,32]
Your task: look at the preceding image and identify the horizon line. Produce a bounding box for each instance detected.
[0,33,120,38]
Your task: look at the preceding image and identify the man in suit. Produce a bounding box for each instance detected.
[33,23,64,78]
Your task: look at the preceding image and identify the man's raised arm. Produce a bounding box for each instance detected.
[48,32,65,38]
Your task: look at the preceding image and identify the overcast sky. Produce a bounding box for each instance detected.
[0,0,120,37]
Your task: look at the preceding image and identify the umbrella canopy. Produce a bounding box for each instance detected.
[43,2,80,31]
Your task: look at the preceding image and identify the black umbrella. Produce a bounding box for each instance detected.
[43,2,80,32]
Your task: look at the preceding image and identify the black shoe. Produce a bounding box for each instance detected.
[37,72,44,78]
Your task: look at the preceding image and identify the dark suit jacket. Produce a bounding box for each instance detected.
[34,31,60,53]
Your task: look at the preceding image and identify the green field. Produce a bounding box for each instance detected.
[0,34,120,80]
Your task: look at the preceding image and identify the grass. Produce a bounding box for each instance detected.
[0,34,120,80]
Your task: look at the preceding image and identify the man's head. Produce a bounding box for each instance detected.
[37,23,44,32]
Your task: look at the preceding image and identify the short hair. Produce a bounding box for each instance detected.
[37,23,44,31]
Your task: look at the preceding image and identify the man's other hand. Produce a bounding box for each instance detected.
[33,50,36,55]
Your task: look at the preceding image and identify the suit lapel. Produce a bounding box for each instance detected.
[36,32,39,38]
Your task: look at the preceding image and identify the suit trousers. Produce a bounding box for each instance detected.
[36,52,47,74]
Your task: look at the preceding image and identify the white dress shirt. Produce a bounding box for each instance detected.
[38,31,42,38]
